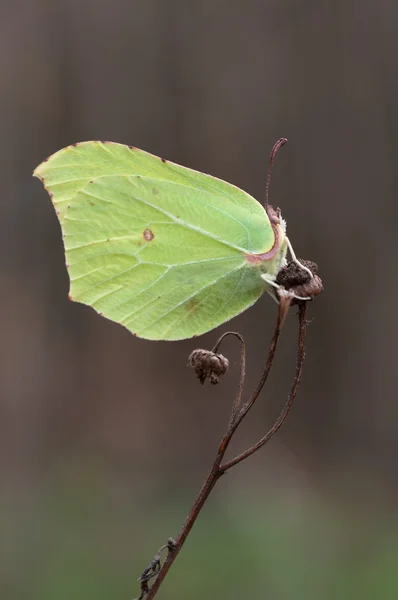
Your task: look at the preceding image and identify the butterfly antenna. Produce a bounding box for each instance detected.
[265,138,288,209]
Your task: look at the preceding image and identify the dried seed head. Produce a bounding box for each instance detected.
[188,349,229,385]
[276,259,323,302]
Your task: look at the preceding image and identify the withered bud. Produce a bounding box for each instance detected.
[188,349,229,385]
[276,259,323,302]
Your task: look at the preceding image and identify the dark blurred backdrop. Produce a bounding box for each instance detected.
[1,1,398,598]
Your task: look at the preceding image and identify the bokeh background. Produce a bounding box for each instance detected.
[2,1,398,598]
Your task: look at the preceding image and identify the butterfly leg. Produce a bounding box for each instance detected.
[293,293,312,301]
[261,273,311,302]
[260,273,279,290]
[285,237,314,279]
[260,274,281,304]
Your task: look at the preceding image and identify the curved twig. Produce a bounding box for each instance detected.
[212,331,246,419]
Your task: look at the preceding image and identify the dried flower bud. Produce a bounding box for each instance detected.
[188,349,229,385]
[276,259,323,301]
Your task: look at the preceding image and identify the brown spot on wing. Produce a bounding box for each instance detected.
[143,228,154,241]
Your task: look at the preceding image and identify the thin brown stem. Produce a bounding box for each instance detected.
[140,304,309,600]
[232,303,284,432]
[212,331,246,419]
[221,303,307,471]
[145,463,223,600]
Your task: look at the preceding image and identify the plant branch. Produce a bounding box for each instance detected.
[221,302,307,471]
[139,302,308,600]
[212,331,246,419]
[231,302,284,433]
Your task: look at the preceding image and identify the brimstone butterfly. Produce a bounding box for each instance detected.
[34,138,315,340]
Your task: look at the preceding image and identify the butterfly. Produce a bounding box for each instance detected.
[34,138,319,340]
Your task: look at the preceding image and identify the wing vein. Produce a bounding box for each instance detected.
[136,264,246,335]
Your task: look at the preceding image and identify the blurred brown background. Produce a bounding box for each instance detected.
[1,1,398,598]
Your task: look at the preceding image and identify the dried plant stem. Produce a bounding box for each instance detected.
[212,331,247,419]
[222,303,307,470]
[142,303,308,600]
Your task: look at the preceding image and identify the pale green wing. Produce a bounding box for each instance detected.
[34,142,276,340]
